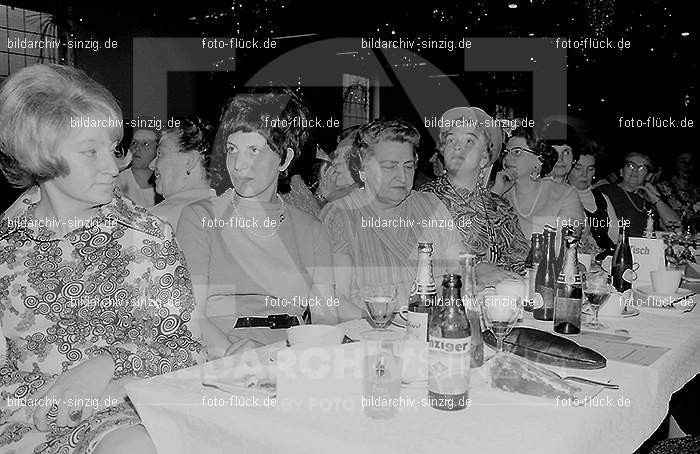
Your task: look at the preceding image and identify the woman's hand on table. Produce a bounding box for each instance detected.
[475,262,521,291]
[32,354,114,430]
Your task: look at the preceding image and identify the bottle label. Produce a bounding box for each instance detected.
[622,268,637,284]
[533,286,554,310]
[428,337,470,396]
[413,284,437,295]
[405,312,429,340]
[557,274,582,285]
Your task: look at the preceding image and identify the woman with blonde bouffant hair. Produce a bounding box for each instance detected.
[0,63,205,453]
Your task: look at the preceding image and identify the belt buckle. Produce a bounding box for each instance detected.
[267,314,300,329]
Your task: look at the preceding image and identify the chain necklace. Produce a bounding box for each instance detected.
[228,190,286,238]
[620,185,649,213]
[512,180,544,219]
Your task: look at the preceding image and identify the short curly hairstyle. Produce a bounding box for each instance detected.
[0,63,123,188]
[509,126,558,177]
[347,119,420,185]
[161,117,215,176]
[214,89,311,191]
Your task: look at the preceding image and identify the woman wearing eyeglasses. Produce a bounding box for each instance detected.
[115,127,158,207]
[597,152,681,237]
[491,126,585,245]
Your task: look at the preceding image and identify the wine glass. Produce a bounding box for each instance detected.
[362,285,398,330]
[481,294,522,354]
[583,271,613,330]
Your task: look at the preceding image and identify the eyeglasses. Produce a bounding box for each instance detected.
[130,140,156,149]
[624,161,651,173]
[503,146,543,162]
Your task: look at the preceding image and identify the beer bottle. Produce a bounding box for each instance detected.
[407,242,437,341]
[534,225,557,321]
[611,223,634,293]
[553,236,583,334]
[460,253,483,368]
[524,233,544,313]
[428,274,470,411]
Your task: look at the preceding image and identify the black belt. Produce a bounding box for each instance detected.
[233,314,302,329]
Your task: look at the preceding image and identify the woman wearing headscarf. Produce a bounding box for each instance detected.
[419,107,528,277]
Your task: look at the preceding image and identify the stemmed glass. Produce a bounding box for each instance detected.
[362,285,398,330]
[481,294,522,354]
[583,271,613,330]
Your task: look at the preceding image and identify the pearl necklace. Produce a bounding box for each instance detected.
[228,190,286,238]
[512,181,544,219]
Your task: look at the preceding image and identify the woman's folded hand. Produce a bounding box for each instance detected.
[31,355,114,431]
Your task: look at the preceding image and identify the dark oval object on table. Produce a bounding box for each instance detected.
[482,327,607,369]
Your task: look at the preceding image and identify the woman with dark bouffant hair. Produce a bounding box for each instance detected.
[492,125,585,244]
[176,89,339,357]
[541,121,582,184]
[148,117,216,229]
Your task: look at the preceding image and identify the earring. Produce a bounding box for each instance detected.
[186,169,191,176]
[441,168,448,175]
[530,170,540,181]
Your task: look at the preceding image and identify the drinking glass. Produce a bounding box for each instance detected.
[583,272,613,330]
[481,294,522,354]
[362,285,398,330]
[361,330,403,419]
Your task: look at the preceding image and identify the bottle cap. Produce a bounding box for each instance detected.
[417,242,434,253]
[441,273,462,287]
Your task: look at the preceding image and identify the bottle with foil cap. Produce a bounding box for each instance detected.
[428,274,471,411]
[460,252,483,368]
[612,223,634,294]
[555,225,573,276]
[407,242,437,341]
[553,235,583,335]
[533,225,557,321]
[524,232,544,312]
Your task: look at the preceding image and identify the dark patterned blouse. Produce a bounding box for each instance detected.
[419,176,528,275]
[656,179,700,230]
[0,186,205,453]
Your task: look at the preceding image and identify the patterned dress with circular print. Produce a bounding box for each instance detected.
[0,186,205,453]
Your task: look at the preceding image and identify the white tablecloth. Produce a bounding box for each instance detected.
[126,306,700,454]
